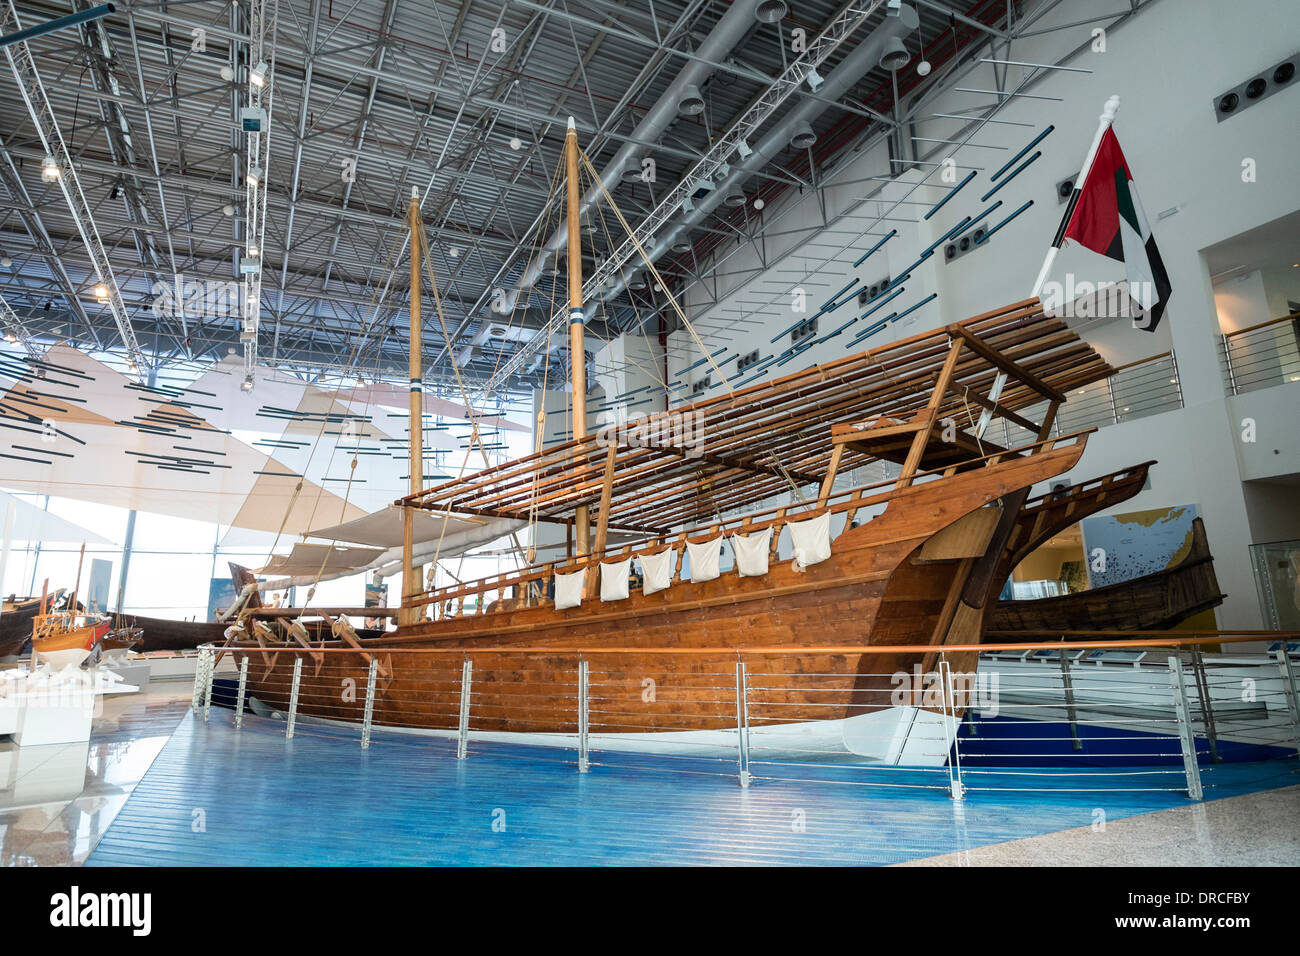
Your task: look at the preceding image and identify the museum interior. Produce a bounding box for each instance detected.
[0,0,1296,872]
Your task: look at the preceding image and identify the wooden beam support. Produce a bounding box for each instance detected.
[586,444,618,595]
[897,339,964,488]
[818,443,845,507]
[951,324,1067,403]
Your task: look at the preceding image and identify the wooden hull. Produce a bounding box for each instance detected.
[0,596,45,657]
[237,442,1086,735]
[988,517,1224,632]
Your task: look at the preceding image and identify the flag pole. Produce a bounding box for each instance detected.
[1031,94,1121,299]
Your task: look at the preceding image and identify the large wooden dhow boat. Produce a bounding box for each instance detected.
[229,121,1146,761]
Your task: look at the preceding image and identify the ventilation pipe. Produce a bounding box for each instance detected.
[603,3,919,305]
[510,0,769,296]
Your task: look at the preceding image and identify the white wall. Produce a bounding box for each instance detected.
[637,0,1300,628]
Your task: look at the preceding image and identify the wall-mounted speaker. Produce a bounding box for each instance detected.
[1213,50,1297,121]
[943,226,989,264]
[1056,176,1075,204]
[858,275,892,304]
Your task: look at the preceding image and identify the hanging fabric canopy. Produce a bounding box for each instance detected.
[307,505,489,548]
[0,491,113,544]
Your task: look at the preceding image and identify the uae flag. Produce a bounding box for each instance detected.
[1054,126,1172,331]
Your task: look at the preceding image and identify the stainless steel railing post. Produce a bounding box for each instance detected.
[286,656,302,739]
[457,657,473,760]
[202,648,216,723]
[1060,648,1081,751]
[1190,647,1220,763]
[1168,655,1204,800]
[361,657,379,749]
[191,646,211,712]
[577,658,590,773]
[735,661,752,789]
[939,658,965,801]
[234,656,248,730]
[1275,648,1300,758]
[1221,334,1239,394]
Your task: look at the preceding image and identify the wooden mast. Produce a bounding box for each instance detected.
[565,117,590,558]
[402,187,423,626]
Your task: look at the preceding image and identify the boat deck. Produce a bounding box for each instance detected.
[85,708,1299,866]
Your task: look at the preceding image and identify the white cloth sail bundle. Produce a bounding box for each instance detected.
[787,512,833,572]
[554,569,586,610]
[638,548,677,596]
[600,557,632,602]
[731,526,772,578]
[685,536,723,582]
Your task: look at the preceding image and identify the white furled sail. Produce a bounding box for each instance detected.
[732,527,772,578]
[639,548,677,596]
[600,558,633,602]
[788,512,833,572]
[685,536,723,582]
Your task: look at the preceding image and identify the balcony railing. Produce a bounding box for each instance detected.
[1221,311,1300,395]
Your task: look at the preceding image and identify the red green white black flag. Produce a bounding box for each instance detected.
[1033,96,1173,332]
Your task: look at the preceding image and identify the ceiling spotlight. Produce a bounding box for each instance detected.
[509,136,522,150]
[723,190,746,208]
[755,0,787,23]
[127,360,137,373]
[790,122,817,150]
[247,167,262,188]
[222,204,235,216]
[806,68,825,92]
[753,197,765,210]
[93,283,109,299]
[249,61,269,88]
[735,140,753,160]
[247,244,260,257]
[880,37,911,71]
[219,65,235,82]
[3,332,16,344]
[917,59,932,76]
[41,156,60,182]
[0,256,11,267]
[448,247,459,259]
[241,375,255,392]
[677,83,705,117]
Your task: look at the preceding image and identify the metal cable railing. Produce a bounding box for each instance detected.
[1220,311,1300,395]
[191,631,1300,801]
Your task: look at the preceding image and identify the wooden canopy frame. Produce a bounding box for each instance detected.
[398,299,1112,535]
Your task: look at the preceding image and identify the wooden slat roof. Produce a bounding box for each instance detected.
[400,300,1114,533]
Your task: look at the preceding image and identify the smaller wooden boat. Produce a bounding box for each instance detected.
[31,611,111,669]
[988,516,1224,633]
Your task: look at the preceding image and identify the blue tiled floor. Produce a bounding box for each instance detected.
[85,710,1299,866]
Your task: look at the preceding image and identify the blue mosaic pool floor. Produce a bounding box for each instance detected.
[85,710,1300,866]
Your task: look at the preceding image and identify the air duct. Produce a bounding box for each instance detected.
[601,3,919,304]
[880,36,911,71]
[510,0,771,296]
[790,122,817,150]
[755,0,787,24]
[678,83,706,116]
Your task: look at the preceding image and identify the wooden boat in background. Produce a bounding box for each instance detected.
[989,516,1224,633]
[227,121,1150,763]
[0,592,58,657]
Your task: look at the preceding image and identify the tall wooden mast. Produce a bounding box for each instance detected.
[565,117,590,557]
[401,187,423,626]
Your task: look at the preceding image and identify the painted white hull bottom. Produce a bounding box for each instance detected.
[245,698,960,767]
